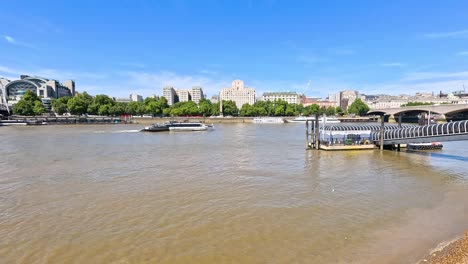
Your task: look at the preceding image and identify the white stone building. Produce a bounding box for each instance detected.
[220,80,255,108]
[262,92,300,104]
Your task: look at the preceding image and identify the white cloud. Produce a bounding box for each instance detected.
[456,51,468,56]
[4,35,15,43]
[122,71,232,97]
[3,35,35,48]
[381,62,406,67]
[423,29,468,39]
[0,65,22,75]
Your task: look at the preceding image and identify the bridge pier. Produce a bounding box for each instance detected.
[388,114,396,123]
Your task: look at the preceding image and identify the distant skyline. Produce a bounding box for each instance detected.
[1,0,468,98]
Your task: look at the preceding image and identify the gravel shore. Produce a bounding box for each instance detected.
[419,232,468,264]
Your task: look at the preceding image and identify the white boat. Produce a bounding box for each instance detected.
[252,117,285,124]
[166,121,213,131]
[288,116,341,124]
[407,142,443,150]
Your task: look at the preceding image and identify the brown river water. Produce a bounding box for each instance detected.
[0,123,467,263]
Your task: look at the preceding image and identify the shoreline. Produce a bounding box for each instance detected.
[418,232,468,264]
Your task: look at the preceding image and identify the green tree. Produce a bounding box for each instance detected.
[302,104,320,116]
[348,99,370,116]
[146,101,160,116]
[325,106,336,116]
[198,98,212,116]
[12,90,45,116]
[111,102,127,116]
[88,94,114,115]
[211,102,220,116]
[51,96,71,115]
[67,92,93,115]
[33,101,46,115]
[222,100,239,116]
[335,106,344,116]
[125,102,140,115]
[240,103,258,116]
[169,101,200,116]
[98,104,112,116]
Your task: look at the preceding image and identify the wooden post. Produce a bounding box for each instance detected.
[306,120,309,149]
[380,114,385,150]
[315,113,320,150]
[397,115,402,151]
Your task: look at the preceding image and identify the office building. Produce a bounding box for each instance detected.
[262,92,301,104]
[220,79,255,108]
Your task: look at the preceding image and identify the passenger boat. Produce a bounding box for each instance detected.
[140,123,170,132]
[287,116,341,124]
[166,121,213,131]
[407,142,443,150]
[141,121,213,132]
[252,117,285,123]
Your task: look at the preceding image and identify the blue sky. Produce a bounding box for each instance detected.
[1,0,468,98]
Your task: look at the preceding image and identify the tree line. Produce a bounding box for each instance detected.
[12,91,370,116]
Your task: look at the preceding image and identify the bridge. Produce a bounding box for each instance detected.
[367,104,468,122]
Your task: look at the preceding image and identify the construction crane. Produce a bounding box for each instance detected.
[302,80,311,96]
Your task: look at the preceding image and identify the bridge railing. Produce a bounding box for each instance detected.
[371,120,468,141]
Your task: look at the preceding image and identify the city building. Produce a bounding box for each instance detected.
[191,86,204,104]
[339,90,359,111]
[114,97,132,103]
[176,90,191,102]
[262,92,301,104]
[302,97,337,108]
[149,94,160,101]
[210,95,219,104]
[130,93,143,102]
[163,86,177,106]
[0,75,75,110]
[220,79,255,108]
[364,92,468,109]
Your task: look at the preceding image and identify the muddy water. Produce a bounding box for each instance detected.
[0,124,467,263]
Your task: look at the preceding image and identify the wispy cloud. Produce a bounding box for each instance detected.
[122,71,231,97]
[423,29,468,39]
[381,62,406,67]
[3,35,36,48]
[296,54,322,64]
[199,69,218,75]
[401,71,468,82]
[4,35,15,44]
[456,51,468,56]
[0,65,22,75]
[119,62,146,68]
[328,48,355,56]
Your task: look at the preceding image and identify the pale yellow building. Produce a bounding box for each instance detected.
[220,80,255,108]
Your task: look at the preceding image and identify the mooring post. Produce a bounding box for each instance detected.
[306,119,309,149]
[315,113,320,150]
[397,115,402,151]
[379,114,385,150]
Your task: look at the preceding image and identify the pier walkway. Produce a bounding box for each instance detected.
[371,120,468,145]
